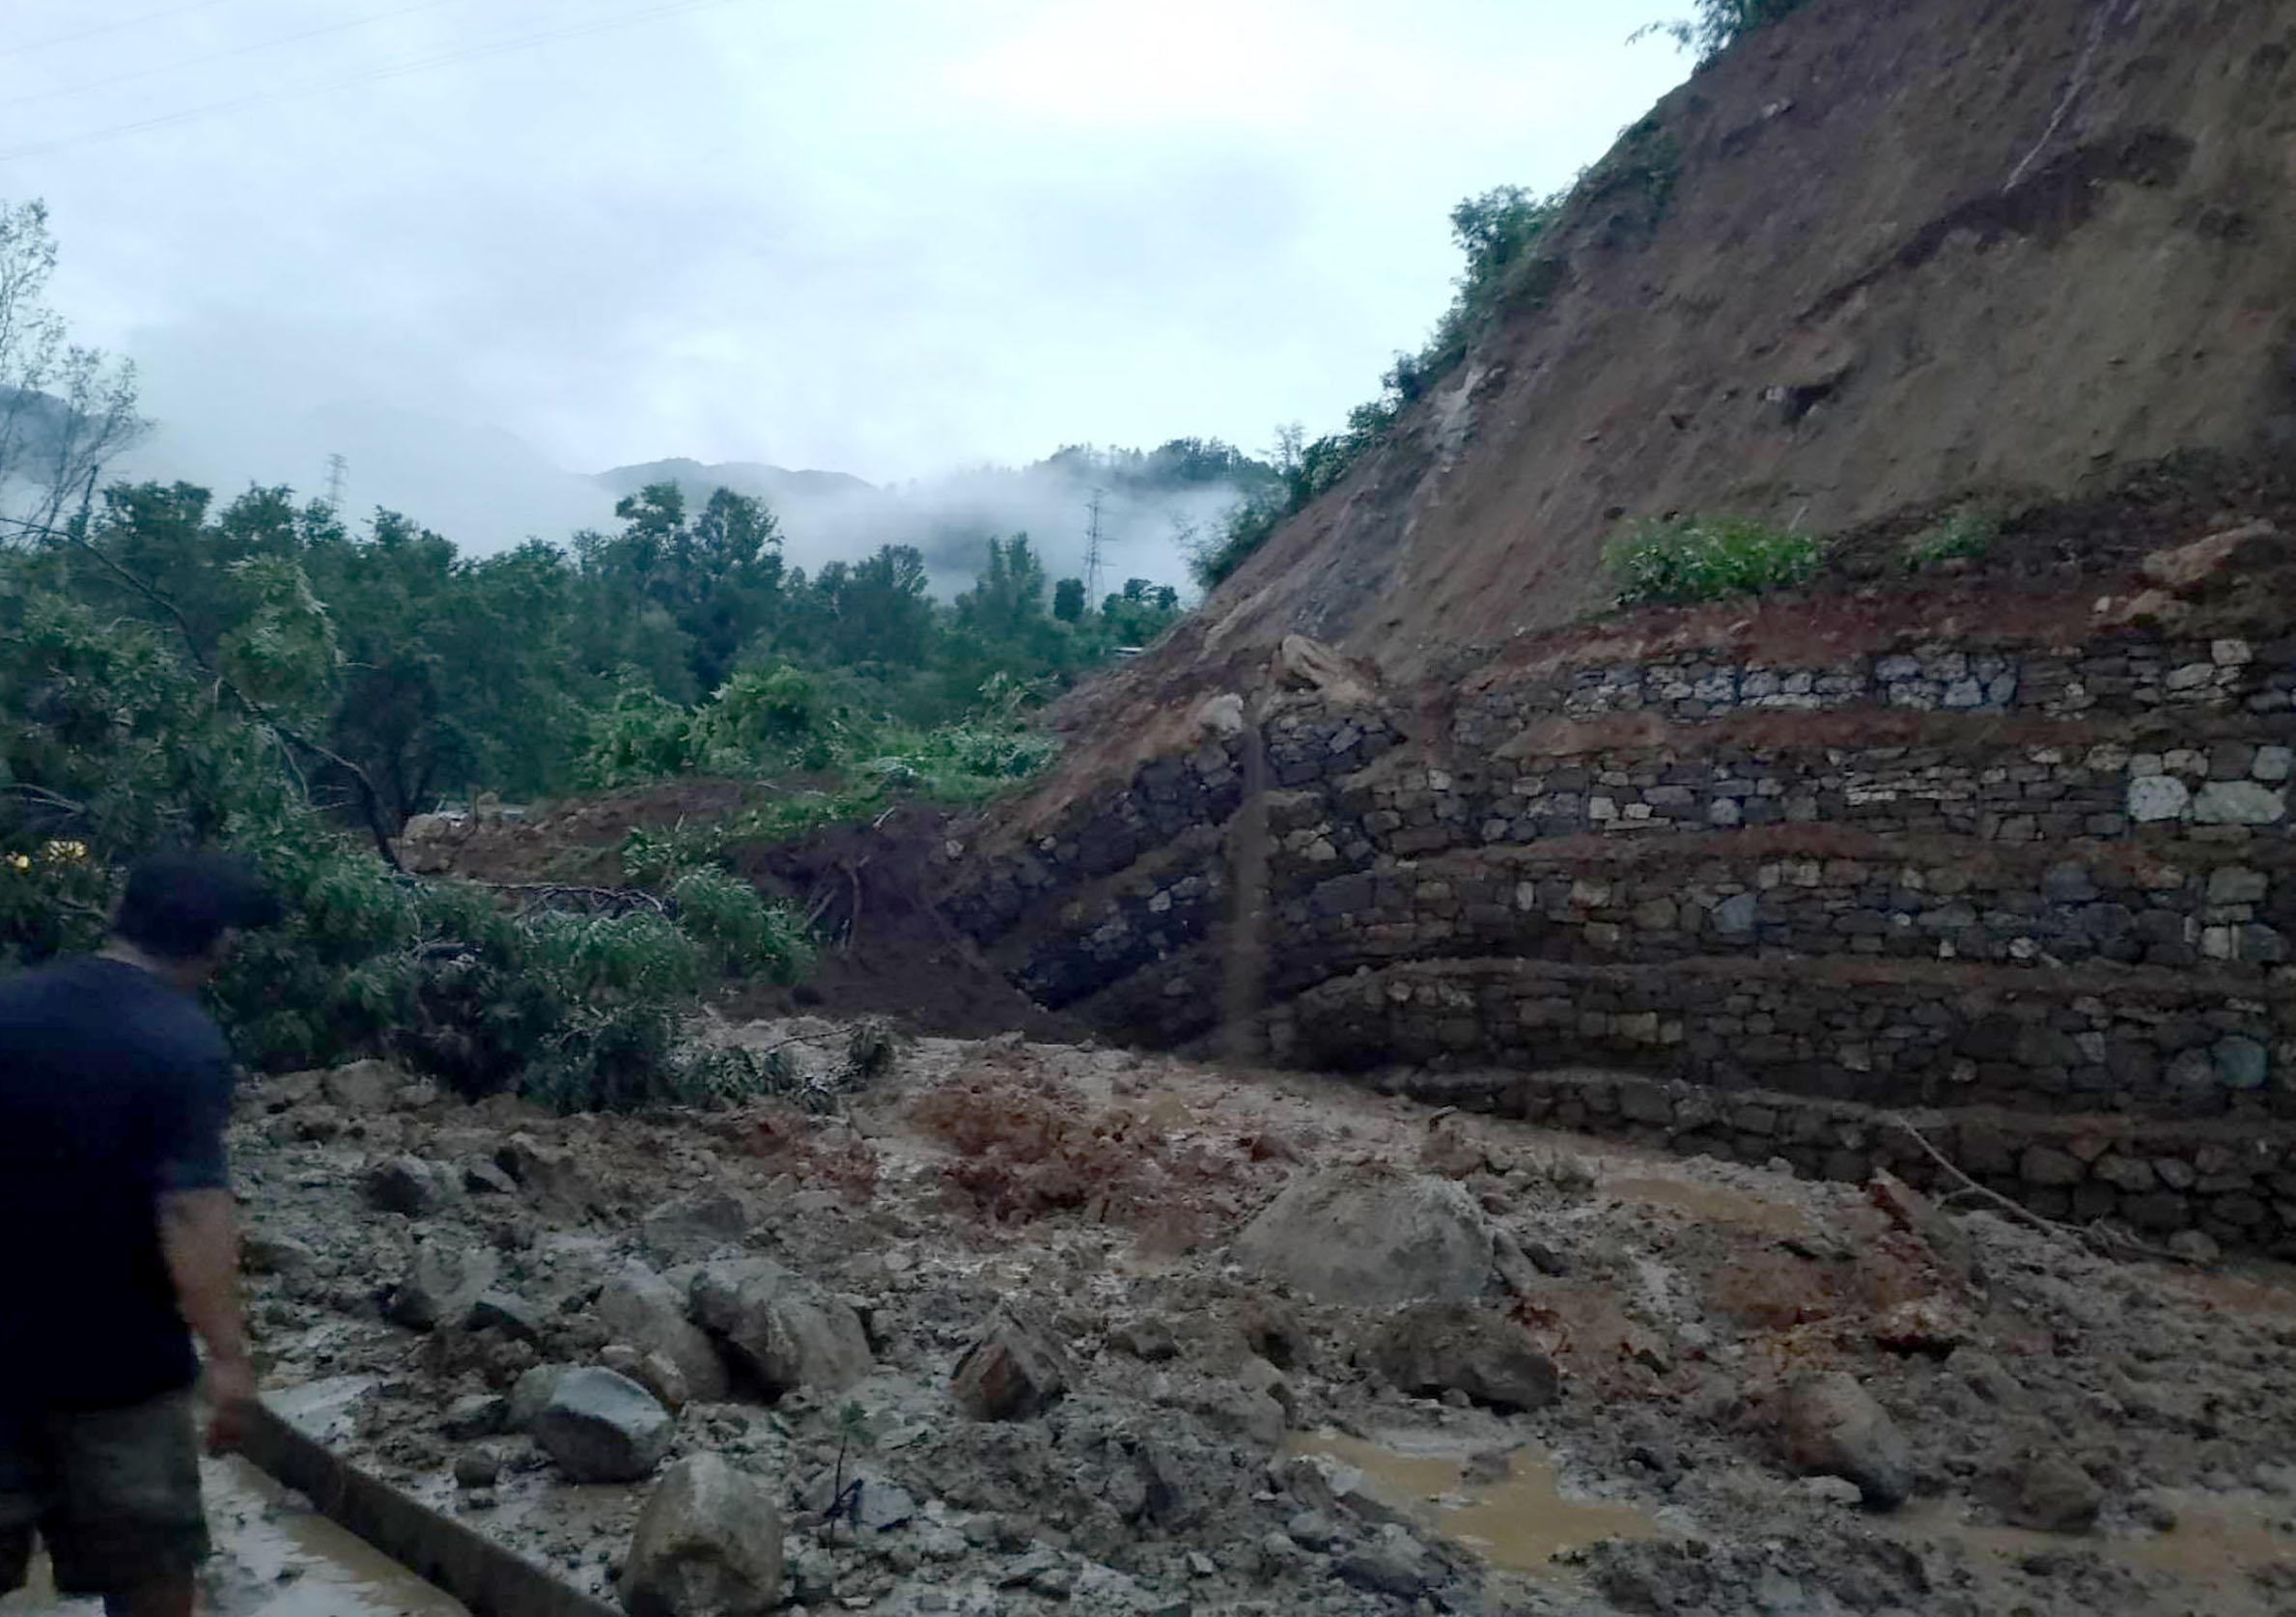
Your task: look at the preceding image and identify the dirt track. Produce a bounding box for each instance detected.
[222,1022,2296,1616]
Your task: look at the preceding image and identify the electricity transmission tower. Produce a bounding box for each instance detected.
[1082,488,1106,606]
[322,454,349,511]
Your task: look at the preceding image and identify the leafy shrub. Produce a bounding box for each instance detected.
[1902,507,1997,571]
[1606,516,1823,605]
[1638,0,1815,63]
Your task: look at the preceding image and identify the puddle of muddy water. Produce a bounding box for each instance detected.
[1,1456,466,1617]
[1894,1491,2296,1617]
[1292,1431,1664,1578]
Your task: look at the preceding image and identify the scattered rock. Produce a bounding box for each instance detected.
[1869,1296,1973,1355]
[385,1241,498,1332]
[688,1259,872,1399]
[1864,1170,1974,1286]
[622,1453,784,1616]
[441,1393,510,1441]
[952,1303,1073,1421]
[600,1261,731,1403]
[242,1229,318,1278]
[1462,1446,1514,1486]
[2168,1229,2223,1266]
[1363,1301,1559,1412]
[322,1058,405,1112]
[2009,1456,2104,1533]
[1336,1525,1431,1598]
[467,1291,548,1344]
[1946,1348,2025,1407]
[494,1133,594,1214]
[639,1189,755,1266]
[509,1363,571,1431]
[532,1367,675,1483]
[462,1159,518,1196]
[1783,1372,1913,1509]
[363,1155,451,1217]
[1283,1510,1337,1551]
[453,1449,502,1489]
[1107,1317,1178,1361]
[1232,1163,1495,1308]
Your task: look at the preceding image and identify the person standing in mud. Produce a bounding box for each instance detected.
[0,851,280,1617]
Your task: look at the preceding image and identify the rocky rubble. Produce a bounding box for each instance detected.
[229,1027,2296,1617]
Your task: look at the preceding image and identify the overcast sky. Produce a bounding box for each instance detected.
[4,0,1690,500]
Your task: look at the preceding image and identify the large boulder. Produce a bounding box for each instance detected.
[385,1241,497,1331]
[622,1454,783,1617]
[1232,1164,1494,1308]
[1783,1372,1913,1509]
[687,1260,872,1398]
[601,1262,731,1404]
[1363,1302,1559,1412]
[533,1367,675,1483]
[640,1190,755,1266]
[951,1304,1073,1422]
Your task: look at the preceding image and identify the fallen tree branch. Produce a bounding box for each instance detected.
[1887,1115,2193,1268]
[468,880,667,915]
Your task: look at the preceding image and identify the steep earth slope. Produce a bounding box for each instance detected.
[1206,0,2296,679]
[938,0,2296,1248]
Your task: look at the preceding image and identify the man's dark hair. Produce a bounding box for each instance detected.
[112,851,283,961]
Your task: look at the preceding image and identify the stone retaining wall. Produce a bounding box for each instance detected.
[943,548,2296,1248]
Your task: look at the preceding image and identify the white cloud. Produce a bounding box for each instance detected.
[4,0,1688,526]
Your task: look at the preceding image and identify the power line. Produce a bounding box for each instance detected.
[1082,488,1106,607]
[2,0,462,115]
[0,0,750,164]
[0,0,244,62]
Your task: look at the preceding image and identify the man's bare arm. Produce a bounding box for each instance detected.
[157,1187,255,1448]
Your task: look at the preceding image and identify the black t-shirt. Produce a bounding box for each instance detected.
[0,956,236,1412]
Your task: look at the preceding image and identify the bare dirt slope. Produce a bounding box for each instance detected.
[1175,0,2296,689]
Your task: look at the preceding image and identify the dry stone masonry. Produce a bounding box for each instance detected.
[945,525,2296,1251]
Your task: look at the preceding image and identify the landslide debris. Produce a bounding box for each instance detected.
[232,1021,2296,1616]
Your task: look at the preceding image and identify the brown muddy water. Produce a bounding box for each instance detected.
[1291,1430,1666,1578]
[1,1456,465,1617]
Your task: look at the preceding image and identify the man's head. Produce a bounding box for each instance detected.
[109,851,283,988]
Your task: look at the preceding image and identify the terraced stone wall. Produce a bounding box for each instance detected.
[942,538,2296,1249]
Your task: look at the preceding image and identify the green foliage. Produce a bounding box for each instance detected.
[1902,507,1997,571]
[1606,516,1824,605]
[1637,0,1814,64]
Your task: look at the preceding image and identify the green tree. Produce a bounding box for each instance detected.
[1051,576,1085,623]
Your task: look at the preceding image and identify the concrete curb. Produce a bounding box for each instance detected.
[240,1397,624,1617]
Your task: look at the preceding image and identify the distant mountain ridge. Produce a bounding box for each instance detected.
[593,457,877,507]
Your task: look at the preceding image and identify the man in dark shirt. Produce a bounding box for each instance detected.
[0,851,280,1617]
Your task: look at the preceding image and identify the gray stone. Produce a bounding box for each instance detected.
[640,1189,755,1266]
[2019,1146,2083,1187]
[452,1449,502,1489]
[2168,1229,2222,1266]
[242,1229,317,1277]
[2125,775,2190,822]
[1713,893,1760,935]
[2206,867,2268,905]
[322,1059,404,1111]
[2041,863,2098,903]
[601,1262,731,1403]
[952,1303,1073,1422]
[462,1159,518,1196]
[385,1241,497,1332]
[2008,1456,2103,1533]
[441,1393,511,1440]
[687,1259,872,1399]
[363,1155,451,1216]
[532,1367,674,1483]
[1232,1163,1494,1308]
[1107,1317,1178,1361]
[1364,1302,1559,1412]
[1336,1526,1432,1598]
[509,1363,570,1431]
[2254,745,2293,783]
[623,1453,783,1616]
[467,1291,547,1344]
[1283,1510,1338,1551]
[2192,781,2287,825]
[1784,1372,1912,1508]
[2213,1036,2270,1090]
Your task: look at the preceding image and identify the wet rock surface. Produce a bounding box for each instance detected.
[621,1453,783,1616]
[226,1033,2296,1617]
